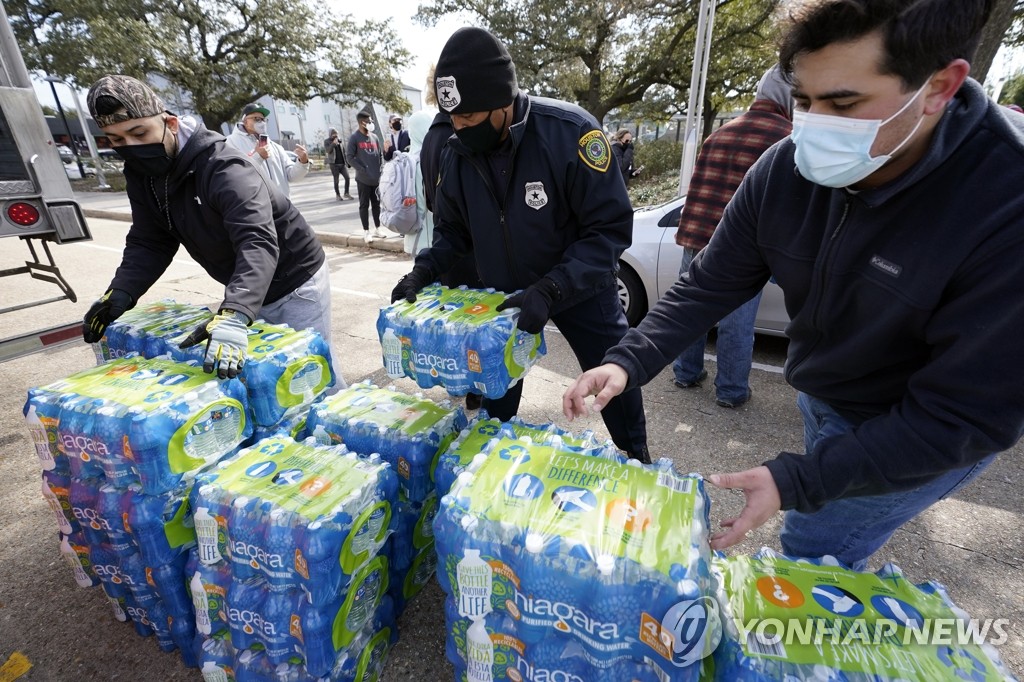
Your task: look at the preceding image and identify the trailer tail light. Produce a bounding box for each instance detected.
[7,202,40,226]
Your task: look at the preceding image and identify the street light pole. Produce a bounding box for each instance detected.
[47,77,86,178]
[44,76,109,189]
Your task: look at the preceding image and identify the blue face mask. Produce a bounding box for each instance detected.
[791,79,930,188]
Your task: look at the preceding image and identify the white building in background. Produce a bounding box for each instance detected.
[234,85,422,153]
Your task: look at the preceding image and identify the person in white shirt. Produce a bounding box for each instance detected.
[225,102,310,197]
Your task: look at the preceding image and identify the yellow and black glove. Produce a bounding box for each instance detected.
[179,309,251,379]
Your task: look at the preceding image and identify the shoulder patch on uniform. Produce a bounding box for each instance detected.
[578,130,611,172]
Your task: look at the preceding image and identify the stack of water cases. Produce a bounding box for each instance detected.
[434,414,622,498]
[376,284,546,399]
[91,299,214,362]
[712,549,1019,681]
[304,382,468,615]
[93,299,336,440]
[25,356,252,667]
[188,436,400,681]
[435,445,717,682]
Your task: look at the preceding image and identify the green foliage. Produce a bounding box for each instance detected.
[10,0,411,132]
[633,137,682,178]
[628,171,680,207]
[416,0,780,123]
[999,69,1024,107]
[628,138,683,206]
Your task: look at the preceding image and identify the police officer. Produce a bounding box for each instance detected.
[392,27,648,462]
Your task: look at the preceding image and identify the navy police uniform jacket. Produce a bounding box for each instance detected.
[416,94,633,314]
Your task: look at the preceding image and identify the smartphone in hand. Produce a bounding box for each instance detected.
[258,134,268,148]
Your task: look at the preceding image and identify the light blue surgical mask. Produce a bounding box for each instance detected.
[791,79,930,188]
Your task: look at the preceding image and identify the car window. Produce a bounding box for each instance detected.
[658,205,683,228]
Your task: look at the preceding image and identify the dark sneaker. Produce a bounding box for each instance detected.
[673,369,708,389]
[716,389,752,408]
[343,194,355,201]
[628,445,652,464]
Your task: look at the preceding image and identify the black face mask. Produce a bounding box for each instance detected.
[456,109,507,154]
[622,140,632,148]
[115,122,176,176]
[391,121,402,131]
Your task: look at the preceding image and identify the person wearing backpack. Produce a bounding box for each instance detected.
[324,128,353,201]
[399,110,437,256]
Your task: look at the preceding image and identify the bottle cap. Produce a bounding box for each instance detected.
[525,533,545,554]
[596,554,615,575]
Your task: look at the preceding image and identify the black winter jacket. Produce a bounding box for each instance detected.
[417,94,633,313]
[111,125,325,322]
[605,79,1024,513]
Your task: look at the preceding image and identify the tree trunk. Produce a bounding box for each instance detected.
[973,0,1018,83]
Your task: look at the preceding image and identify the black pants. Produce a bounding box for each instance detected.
[331,164,350,196]
[356,180,380,229]
[482,283,647,456]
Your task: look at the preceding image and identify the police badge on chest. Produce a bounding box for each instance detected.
[525,181,548,210]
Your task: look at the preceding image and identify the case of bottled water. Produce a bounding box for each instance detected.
[226,604,397,682]
[26,356,251,495]
[89,299,336,429]
[190,436,398,606]
[390,491,438,572]
[435,446,715,681]
[376,284,546,399]
[711,548,1019,681]
[387,539,437,618]
[175,320,336,427]
[304,382,467,504]
[224,555,391,676]
[434,415,618,498]
[92,299,214,363]
[446,601,671,682]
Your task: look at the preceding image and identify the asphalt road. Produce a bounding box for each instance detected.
[0,217,1020,680]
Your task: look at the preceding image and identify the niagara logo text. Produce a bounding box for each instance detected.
[512,590,618,640]
[72,507,111,529]
[59,433,110,455]
[414,352,458,371]
[230,540,284,568]
[513,657,583,682]
[228,607,277,636]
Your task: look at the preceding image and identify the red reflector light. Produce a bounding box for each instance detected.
[7,202,40,226]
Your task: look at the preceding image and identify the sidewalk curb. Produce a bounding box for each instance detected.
[82,208,131,223]
[317,231,407,253]
[81,208,409,254]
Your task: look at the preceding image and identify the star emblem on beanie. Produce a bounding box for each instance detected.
[436,76,461,112]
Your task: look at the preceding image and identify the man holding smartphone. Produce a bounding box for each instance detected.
[226,102,311,198]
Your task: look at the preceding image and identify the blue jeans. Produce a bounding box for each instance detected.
[672,248,762,404]
[780,392,995,570]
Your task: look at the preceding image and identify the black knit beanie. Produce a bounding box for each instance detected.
[434,27,519,114]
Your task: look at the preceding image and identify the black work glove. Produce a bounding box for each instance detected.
[83,288,135,343]
[179,310,251,379]
[496,278,560,334]
[391,265,435,304]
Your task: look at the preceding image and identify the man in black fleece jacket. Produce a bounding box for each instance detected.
[564,0,1021,570]
[82,75,337,383]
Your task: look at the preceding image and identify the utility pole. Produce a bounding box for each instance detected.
[47,77,86,179]
[44,76,110,189]
[678,0,716,196]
